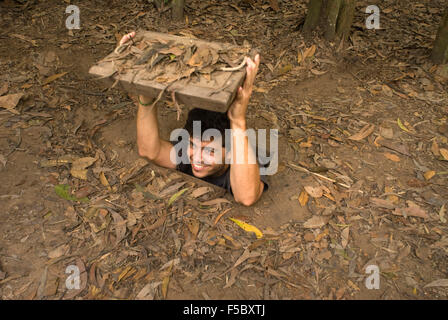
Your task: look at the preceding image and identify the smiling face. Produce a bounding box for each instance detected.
[188,136,228,178]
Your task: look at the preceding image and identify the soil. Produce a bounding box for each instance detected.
[0,0,447,300]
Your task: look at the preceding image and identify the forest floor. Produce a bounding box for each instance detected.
[0,0,447,300]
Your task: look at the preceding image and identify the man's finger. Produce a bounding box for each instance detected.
[119,31,136,45]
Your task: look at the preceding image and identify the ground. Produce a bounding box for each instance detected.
[0,0,448,300]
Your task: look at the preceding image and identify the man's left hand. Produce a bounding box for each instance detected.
[227,54,260,127]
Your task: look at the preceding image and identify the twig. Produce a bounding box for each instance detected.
[286,161,363,194]
[171,91,182,121]
[220,56,247,72]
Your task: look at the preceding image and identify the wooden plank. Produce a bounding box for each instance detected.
[89,31,250,112]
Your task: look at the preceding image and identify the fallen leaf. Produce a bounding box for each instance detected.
[42,72,68,85]
[304,185,323,198]
[370,197,395,209]
[341,227,349,248]
[191,186,211,198]
[201,198,231,206]
[384,153,400,162]
[136,281,161,300]
[393,202,429,219]
[424,279,448,288]
[298,190,309,207]
[303,216,329,229]
[424,170,436,180]
[48,244,69,259]
[161,275,170,299]
[303,45,316,59]
[229,218,263,239]
[397,118,411,133]
[168,188,189,206]
[54,184,88,202]
[99,171,111,191]
[348,124,375,141]
[0,83,8,96]
[0,93,24,114]
[440,148,448,161]
[0,154,6,167]
[187,220,200,239]
[439,204,446,223]
[431,140,440,156]
[111,210,126,245]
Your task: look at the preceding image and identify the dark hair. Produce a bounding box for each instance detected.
[183,108,230,148]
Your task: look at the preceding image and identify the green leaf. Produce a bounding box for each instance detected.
[168,188,189,207]
[55,184,89,202]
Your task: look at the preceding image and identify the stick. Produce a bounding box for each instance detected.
[220,56,247,72]
[286,161,363,194]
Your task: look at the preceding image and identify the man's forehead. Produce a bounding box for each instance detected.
[190,136,221,147]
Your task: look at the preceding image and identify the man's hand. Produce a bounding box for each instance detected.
[227,54,260,128]
[119,31,152,105]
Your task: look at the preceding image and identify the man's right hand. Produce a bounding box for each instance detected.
[119,31,152,105]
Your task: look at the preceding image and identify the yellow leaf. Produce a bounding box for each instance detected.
[348,124,375,141]
[384,152,400,162]
[298,190,309,207]
[424,170,436,180]
[43,72,68,86]
[303,45,316,59]
[431,140,440,156]
[385,186,398,203]
[161,276,170,299]
[168,188,189,206]
[440,148,448,161]
[397,118,410,133]
[99,171,111,191]
[297,50,303,64]
[229,218,263,239]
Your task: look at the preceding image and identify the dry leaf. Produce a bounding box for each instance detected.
[424,170,436,180]
[431,140,440,156]
[384,152,400,162]
[348,124,375,141]
[0,93,24,114]
[48,244,69,259]
[303,216,329,229]
[393,202,429,219]
[43,72,68,85]
[341,227,349,248]
[136,281,161,300]
[70,157,97,180]
[440,148,448,161]
[191,187,211,198]
[99,171,111,190]
[370,197,395,209]
[303,45,316,59]
[298,190,309,207]
[201,198,231,206]
[161,275,170,299]
[304,185,323,198]
[424,279,448,288]
[187,220,200,239]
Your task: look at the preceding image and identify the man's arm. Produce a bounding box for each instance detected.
[227,54,264,207]
[118,32,175,169]
[136,97,176,169]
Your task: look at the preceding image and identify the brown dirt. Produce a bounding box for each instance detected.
[0,0,447,300]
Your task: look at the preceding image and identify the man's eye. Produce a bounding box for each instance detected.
[204,148,215,154]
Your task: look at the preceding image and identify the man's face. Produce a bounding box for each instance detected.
[188,136,227,178]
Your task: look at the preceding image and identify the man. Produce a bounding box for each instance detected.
[121,32,267,206]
